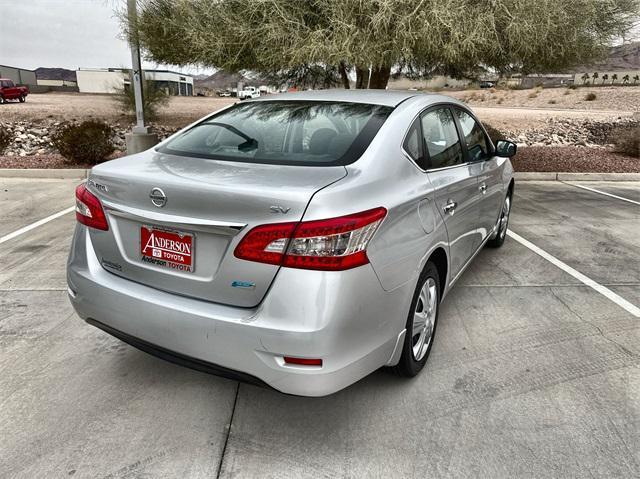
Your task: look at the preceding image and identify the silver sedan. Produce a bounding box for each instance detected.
[67,90,516,396]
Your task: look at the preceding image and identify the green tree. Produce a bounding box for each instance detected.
[634,75,640,84]
[622,74,630,84]
[602,73,609,84]
[611,73,618,84]
[581,73,590,84]
[129,0,640,90]
[592,72,599,82]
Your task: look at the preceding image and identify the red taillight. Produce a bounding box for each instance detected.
[75,183,108,231]
[283,357,323,367]
[234,207,386,271]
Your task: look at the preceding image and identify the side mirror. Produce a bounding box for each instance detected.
[495,140,517,158]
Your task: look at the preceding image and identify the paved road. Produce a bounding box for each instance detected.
[1,179,638,478]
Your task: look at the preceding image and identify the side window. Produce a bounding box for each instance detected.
[421,108,464,169]
[402,119,424,168]
[455,109,491,162]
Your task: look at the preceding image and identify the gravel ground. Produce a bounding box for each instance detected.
[448,85,640,113]
[512,146,639,172]
[0,93,235,129]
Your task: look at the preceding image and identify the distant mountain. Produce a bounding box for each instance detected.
[35,67,77,82]
[569,42,640,72]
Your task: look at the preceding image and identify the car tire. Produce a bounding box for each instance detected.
[487,193,512,248]
[19,95,25,103]
[392,260,440,377]
[0,96,5,104]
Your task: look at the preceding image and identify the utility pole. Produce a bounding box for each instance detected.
[125,0,158,154]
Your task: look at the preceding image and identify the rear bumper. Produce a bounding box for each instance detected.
[67,226,413,396]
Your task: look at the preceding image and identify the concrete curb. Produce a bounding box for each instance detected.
[514,172,640,182]
[0,169,638,182]
[0,168,89,179]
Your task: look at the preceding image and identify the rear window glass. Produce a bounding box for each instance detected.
[158,101,393,166]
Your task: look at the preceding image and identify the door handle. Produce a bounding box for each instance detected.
[479,183,487,194]
[443,200,457,215]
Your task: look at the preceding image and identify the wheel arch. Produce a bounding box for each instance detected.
[428,247,448,296]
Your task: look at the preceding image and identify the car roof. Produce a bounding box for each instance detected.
[250,89,429,107]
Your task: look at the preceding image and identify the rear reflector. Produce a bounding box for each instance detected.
[283,357,323,367]
[75,183,109,231]
[234,207,386,271]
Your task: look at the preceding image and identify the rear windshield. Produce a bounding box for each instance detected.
[158,101,393,166]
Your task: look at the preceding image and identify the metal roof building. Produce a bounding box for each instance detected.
[0,65,37,86]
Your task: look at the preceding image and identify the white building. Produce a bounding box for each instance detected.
[76,68,194,96]
[36,79,77,87]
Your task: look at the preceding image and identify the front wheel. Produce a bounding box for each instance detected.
[487,193,511,248]
[0,96,5,104]
[19,95,26,103]
[392,261,440,377]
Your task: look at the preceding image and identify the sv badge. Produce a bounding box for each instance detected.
[270,205,291,214]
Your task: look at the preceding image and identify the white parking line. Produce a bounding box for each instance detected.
[565,182,640,206]
[0,206,75,245]
[507,230,640,318]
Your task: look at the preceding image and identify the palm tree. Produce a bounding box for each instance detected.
[622,74,630,85]
[592,72,599,83]
[581,73,590,84]
[611,73,618,85]
[602,73,608,84]
[634,75,639,85]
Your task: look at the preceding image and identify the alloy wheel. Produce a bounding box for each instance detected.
[412,277,437,361]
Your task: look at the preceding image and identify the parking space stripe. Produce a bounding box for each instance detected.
[507,230,640,318]
[564,182,640,206]
[0,206,75,245]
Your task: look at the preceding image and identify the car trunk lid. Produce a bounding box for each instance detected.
[87,151,347,307]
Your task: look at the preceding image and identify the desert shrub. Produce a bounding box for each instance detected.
[115,79,168,120]
[0,128,11,154]
[52,121,114,164]
[568,84,578,90]
[548,99,557,104]
[612,127,640,158]
[563,90,571,96]
[483,123,505,144]
[527,92,538,99]
[585,92,597,101]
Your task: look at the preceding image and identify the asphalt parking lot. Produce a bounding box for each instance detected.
[1,178,638,478]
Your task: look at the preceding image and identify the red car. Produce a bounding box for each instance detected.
[0,78,29,103]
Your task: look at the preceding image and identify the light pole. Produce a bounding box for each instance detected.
[125,0,158,154]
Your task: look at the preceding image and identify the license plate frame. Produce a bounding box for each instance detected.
[140,225,195,273]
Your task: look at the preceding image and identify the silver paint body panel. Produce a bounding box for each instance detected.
[67,90,513,396]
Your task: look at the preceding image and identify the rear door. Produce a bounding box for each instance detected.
[422,106,481,281]
[453,107,504,241]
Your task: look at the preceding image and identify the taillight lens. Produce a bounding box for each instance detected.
[234,207,386,271]
[75,183,108,231]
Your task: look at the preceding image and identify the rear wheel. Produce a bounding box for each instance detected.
[392,260,440,377]
[487,193,511,248]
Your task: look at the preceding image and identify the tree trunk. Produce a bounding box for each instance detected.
[338,62,350,89]
[355,66,370,89]
[369,65,391,89]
